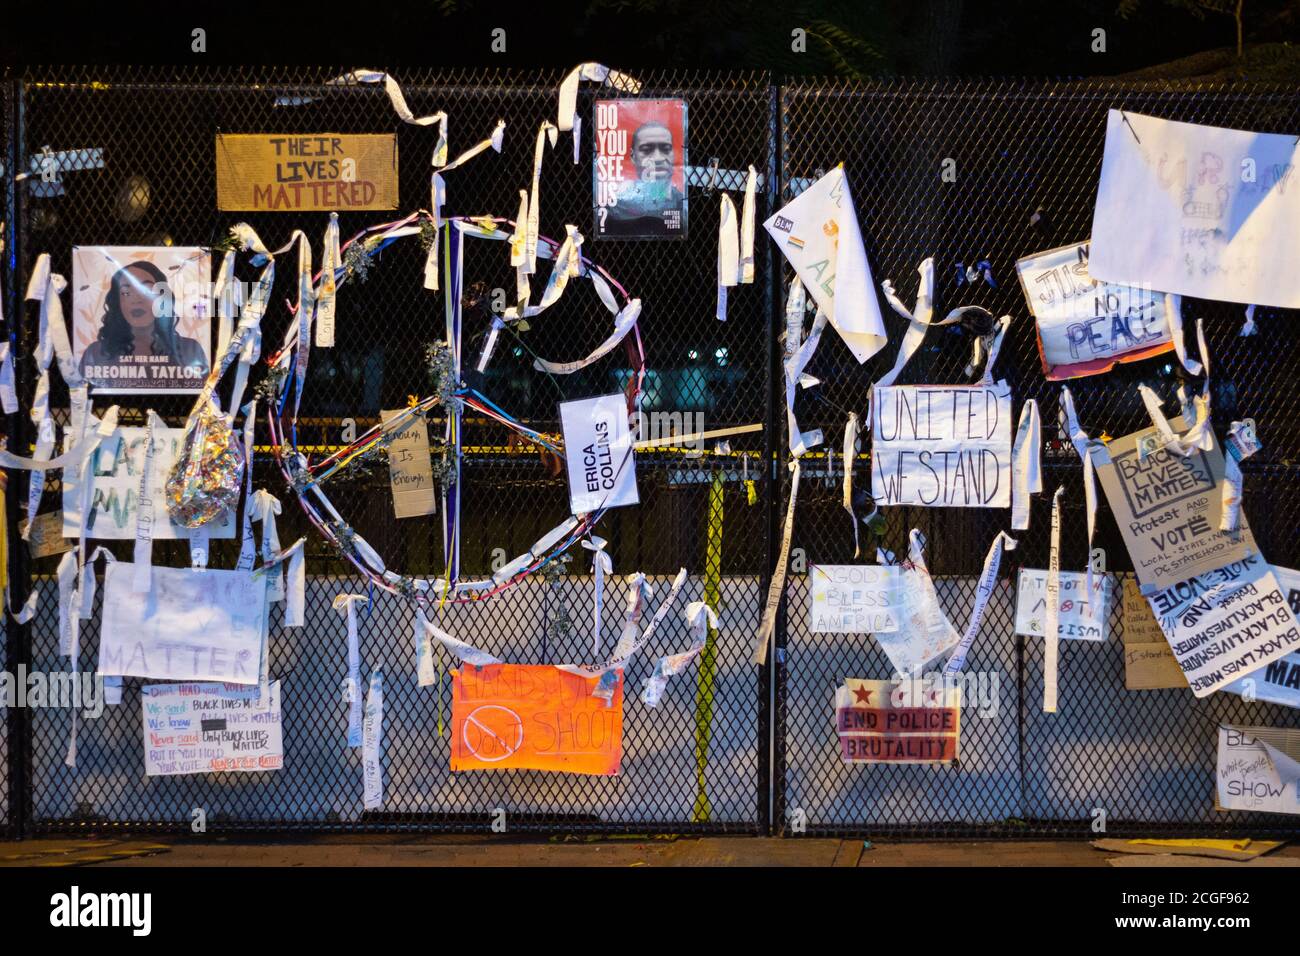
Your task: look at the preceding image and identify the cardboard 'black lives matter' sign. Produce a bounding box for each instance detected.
[1091,416,1256,592]
[216,134,398,211]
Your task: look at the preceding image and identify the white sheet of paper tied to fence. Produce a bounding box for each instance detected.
[1014,569,1111,642]
[1217,725,1300,817]
[871,382,1012,508]
[1091,415,1257,592]
[834,678,960,765]
[1089,109,1300,309]
[763,166,887,363]
[62,423,236,539]
[142,681,283,777]
[1146,554,1300,698]
[560,393,639,515]
[1015,241,1172,381]
[98,563,267,684]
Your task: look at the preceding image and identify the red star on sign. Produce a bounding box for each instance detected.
[927,689,943,704]
[853,686,873,704]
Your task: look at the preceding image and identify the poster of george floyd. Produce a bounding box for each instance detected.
[592,98,688,239]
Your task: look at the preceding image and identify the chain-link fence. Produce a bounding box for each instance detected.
[1,68,1298,838]
[777,78,1300,837]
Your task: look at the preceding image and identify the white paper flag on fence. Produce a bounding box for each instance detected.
[763,166,887,364]
[1090,109,1300,308]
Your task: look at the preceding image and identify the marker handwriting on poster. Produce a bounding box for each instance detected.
[871,384,1012,508]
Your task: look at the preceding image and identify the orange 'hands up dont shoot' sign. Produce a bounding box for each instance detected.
[450,664,623,775]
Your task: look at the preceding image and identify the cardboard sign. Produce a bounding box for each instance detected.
[20,512,74,558]
[810,565,900,634]
[1014,569,1110,641]
[1015,241,1170,380]
[99,563,267,685]
[592,99,688,239]
[450,664,623,775]
[63,424,236,540]
[142,682,283,777]
[1091,416,1256,591]
[1147,554,1300,697]
[834,678,960,764]
[71,246,212,395]
[380,409,437,519]
[763,166,888,364]
[1121,577,1187,690]
[216,133,399,211]
[1090,110,1300,309]
[559,393,639,515]
[871,383,1012,508]
[1217,726,1300,816]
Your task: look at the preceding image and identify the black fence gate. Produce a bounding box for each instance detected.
[1,67,1298,838]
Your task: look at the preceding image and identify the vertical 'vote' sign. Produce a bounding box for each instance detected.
[871,384,1012,508]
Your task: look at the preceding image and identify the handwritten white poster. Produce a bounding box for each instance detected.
[871,383,1012,508]
[810,565,900,634]
[99,563,268,685]
[1146,554,1300,697]
[1014,241,1170,380]
[762,166,887,363]
[63,424,236,539]
[1014,569,1111,642]
[559,393,639,515]
[872,565,963,677]
[1217,725,1300,817]
[142,682,283,777]
[1221,564,1300,709]
[1090,109,1300,308]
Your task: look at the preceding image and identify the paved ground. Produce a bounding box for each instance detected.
[1,836,1296,867]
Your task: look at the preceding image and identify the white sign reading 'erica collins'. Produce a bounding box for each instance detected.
[871,383,1012,508]
[99,563,268,685]
[559,393,640,516]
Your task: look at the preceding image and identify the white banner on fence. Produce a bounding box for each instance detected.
[62,424,236,540]
[142,681,283,777]
[1090,109,1300,308]
[871,382,1012,508]
[99,563,268,684]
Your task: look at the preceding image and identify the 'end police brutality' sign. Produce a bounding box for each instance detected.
[560,393,640,516]
[871,383,1012,508]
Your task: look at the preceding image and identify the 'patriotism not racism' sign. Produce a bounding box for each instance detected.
[834,678,960,764]
[450,664,623,775]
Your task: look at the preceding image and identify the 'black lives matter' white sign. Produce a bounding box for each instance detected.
[560,393,640,516]
[871,383,1012,508]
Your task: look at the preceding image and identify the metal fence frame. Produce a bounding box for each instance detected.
[1,67,1298,840]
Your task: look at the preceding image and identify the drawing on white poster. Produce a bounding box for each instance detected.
[1216,725,1300,817]
[143,682,283,777]
[1146,554,1300,697]
[810,565,900,634]
[63,424,236,539]
[559,393,639,515]
[871,383,1012,508]
[1014,241,1170,380]
[1014,569,1111,641]
[1090,109,1300,308]
[99,563,268,685]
